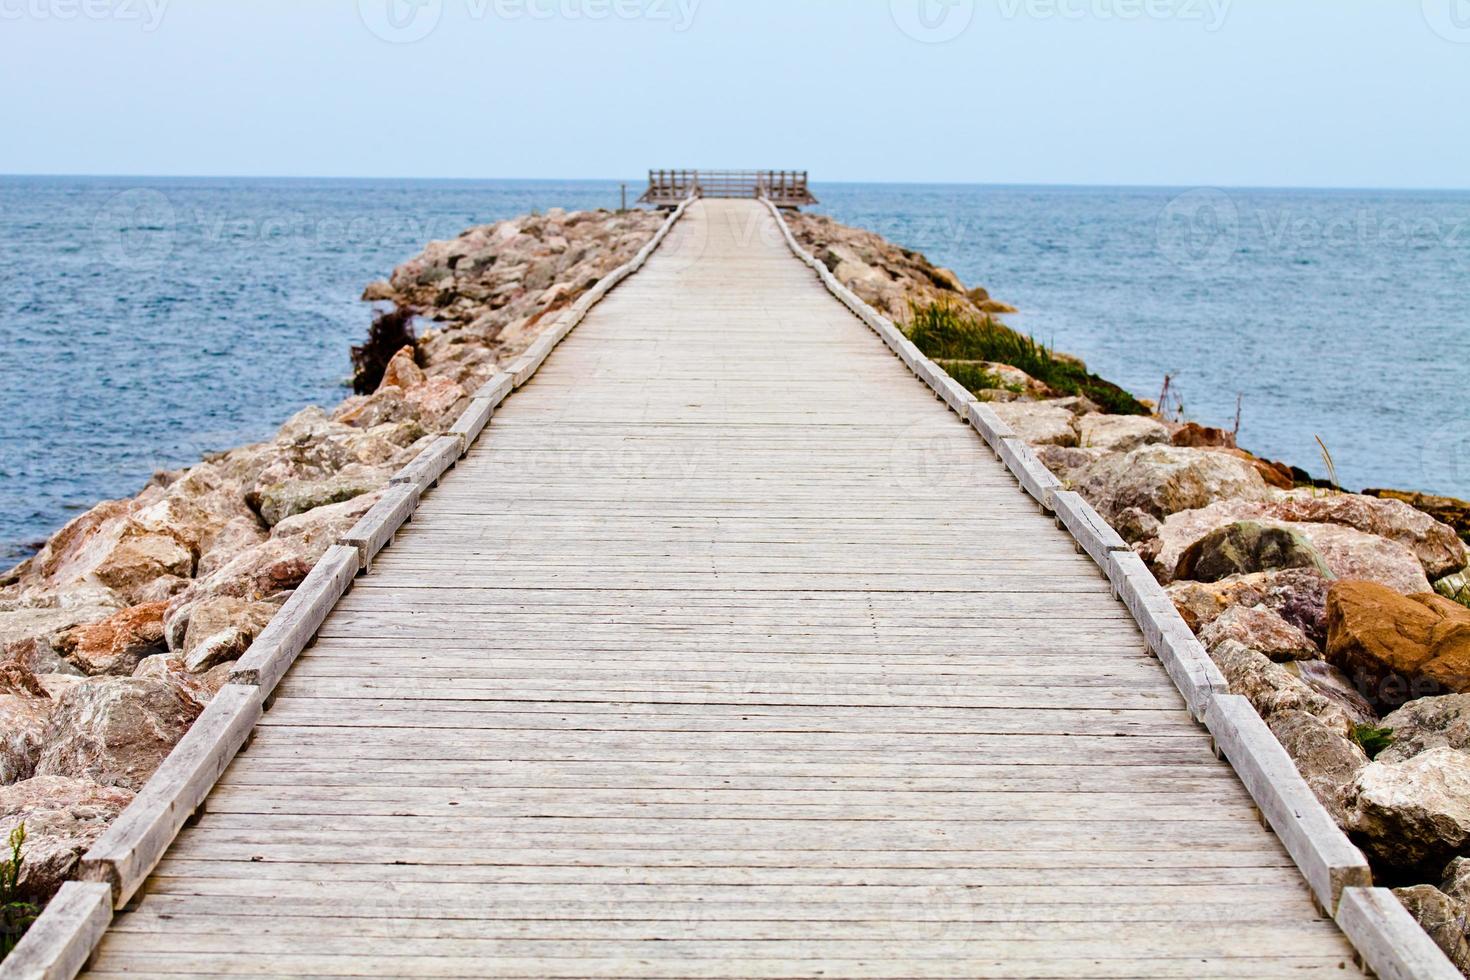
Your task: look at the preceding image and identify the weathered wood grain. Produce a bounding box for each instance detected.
[337,484,419,570]
[1336,887,1461,979]
[0,882,111,980]
[997,436,1063,509]
[1051,490,1130,571]
[228,545,359,693]
[389,435,461,491]
[1205,695,1373,913]
[79,685,262,907]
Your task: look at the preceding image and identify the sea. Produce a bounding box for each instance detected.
[2,176,1467,561]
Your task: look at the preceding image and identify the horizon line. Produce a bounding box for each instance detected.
[3,171,1470,195]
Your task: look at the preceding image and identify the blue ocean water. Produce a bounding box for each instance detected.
[2,177,1467,560]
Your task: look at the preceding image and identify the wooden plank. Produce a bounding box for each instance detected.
[0,882,111,980]
[389,435,461,492]
[228,545,359,694]
[1335,887,1461,980]
[997,436,1063,510]
[447,393,498,451]
[336,483,418,571]
[1205,696,1372,913]
[78,685,262,907]
[1051,490,1130,572]
[1108,550,1228,720]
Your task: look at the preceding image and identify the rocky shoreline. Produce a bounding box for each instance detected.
[3,202,1470,968]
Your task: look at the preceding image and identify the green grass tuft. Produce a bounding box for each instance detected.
[906,302,1149,415]
[1351,724,1395,760]
[936,360,1019,395]
[1,824,37,961]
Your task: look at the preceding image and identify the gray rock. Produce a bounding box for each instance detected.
[1392,885,1470,974]
[1283,660,1379,727]
[180,596,278,674]
[1444,856,1470,904]
[989,401,1078,447]
[1176,521,1332,583]
[1075,414,1171,452]
[1267,709,1369,824]
[1199,604,1320,661]
[1341,747,1470,876]
[0,776,133,903]
[1207,639,1355,734]
[1071,446,1271,524]
[35,677,201,792]
[1377,694,1470,764]
[253,472,386,528]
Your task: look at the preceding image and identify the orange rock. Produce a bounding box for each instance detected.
[1171,422,1236,450]
[378,345,426,391]
[1326,580,1470,710]
[403,375,468,425]
[53,602,168,676]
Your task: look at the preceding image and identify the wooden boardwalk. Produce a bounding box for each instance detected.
[81,201,1359,977]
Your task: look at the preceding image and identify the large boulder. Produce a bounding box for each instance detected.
[0,666,52,784]
[1071,446,1271,523]
[1341,747,1470,876]
[1175,522,1331,584]
[989,401,1077,447]
[1208,639,1355,734]
[1392,885,1470,974]
[1033,446,1105,488]
[269,490,382,546]
[0,776,133,903]
[1297,523,1433,595]
[1268,491,1467,580]
[87,529,194,605]
[1152,490,1465,582]
[51,602,167,676]
[379,346,426,390]
[1377,695,1470,764]
[1075,414,1170,452]
[1327,581,1470,710]
[128,462,261,562]
[34,677,200,791]
[403,375,468,426]
[1267,709,1369,823]
[1167,569,1331,643]
[0,594,124,674]
[1283,660,1378,728]
[1365,488,1470,548]
[252,472,386,528]
[1167,518,1431,594]
[1198,604,1320,661]
[179,596,279,674]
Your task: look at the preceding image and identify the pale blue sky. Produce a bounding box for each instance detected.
[2,0,1467,187]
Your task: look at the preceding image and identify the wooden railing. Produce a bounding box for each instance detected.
[639,169,817,207]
